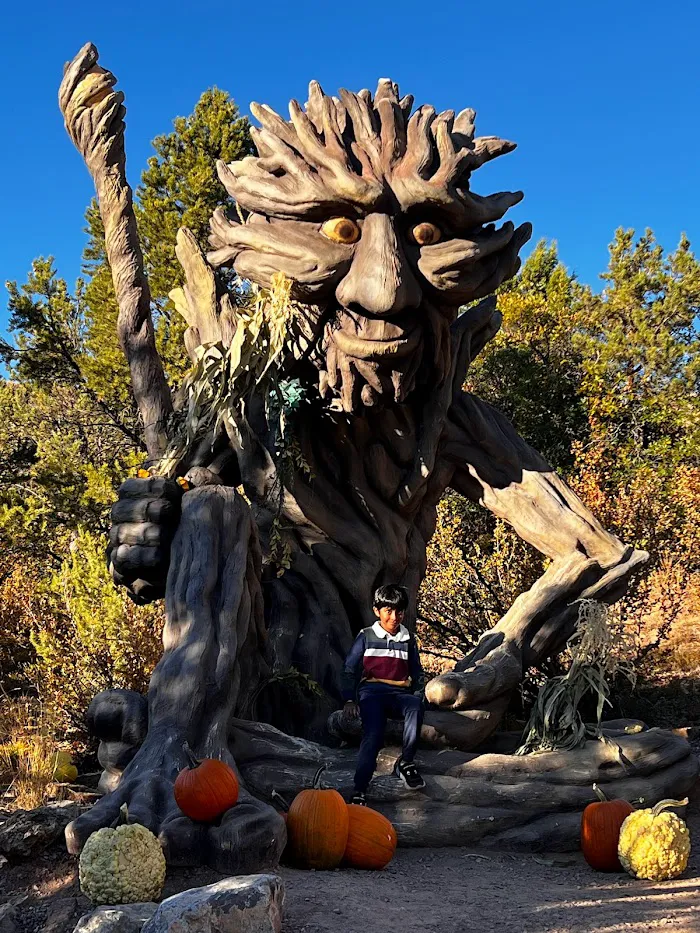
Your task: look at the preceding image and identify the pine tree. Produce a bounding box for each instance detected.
[575,229,700,476]
[465,241,588,472]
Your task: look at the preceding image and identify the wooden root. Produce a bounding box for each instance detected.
[231,718,698,852]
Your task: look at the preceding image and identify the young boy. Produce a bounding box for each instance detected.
[341,584,426,805]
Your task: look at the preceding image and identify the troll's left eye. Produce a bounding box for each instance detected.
[321,217,361,244]
[411,222,442,246]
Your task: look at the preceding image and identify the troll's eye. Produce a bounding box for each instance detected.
[321,217,361,244]
[411,222,442,246]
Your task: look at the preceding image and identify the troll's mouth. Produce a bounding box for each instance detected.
[319,306,431,411]
[326,308,422,362]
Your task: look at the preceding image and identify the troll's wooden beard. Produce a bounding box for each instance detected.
[318,302,454,412]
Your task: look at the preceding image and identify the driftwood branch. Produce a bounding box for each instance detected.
[59,43,172,459]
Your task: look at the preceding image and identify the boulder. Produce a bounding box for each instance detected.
[142,875,284,933]
[0,904,18,933]
[73,903,158,933]
[43,897,78,933]
[0,801,79,860]
[0,897,27,933]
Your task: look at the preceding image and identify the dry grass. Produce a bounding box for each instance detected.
[0,696,72,810]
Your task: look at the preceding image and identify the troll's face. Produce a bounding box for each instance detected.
[208,80,531,412]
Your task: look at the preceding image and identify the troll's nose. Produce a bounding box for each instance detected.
[335,213,422,316]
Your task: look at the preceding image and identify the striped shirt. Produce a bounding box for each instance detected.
[341,621,424,700]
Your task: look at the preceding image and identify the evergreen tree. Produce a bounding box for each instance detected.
[466,242,588,472]
[575,229,700,476]
[137,88,252,379]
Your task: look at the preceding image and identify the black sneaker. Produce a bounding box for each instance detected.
[351,792,368,806]
[394,759,426,790]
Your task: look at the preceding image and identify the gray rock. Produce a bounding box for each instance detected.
[43,896,78,933]
[0,801,79,860]
[0,897,26,933]
[142,875,284,933]
[73,903,158,933]
[0,904,18,933]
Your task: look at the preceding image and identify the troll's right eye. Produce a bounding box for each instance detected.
[321,217,361,244]
[410,222,442,246]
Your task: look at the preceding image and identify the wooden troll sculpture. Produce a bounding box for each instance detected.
[59,43,697,871]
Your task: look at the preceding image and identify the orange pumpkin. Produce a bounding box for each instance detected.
[344,804,397,870]
[286,766,349,870]
[174,743,239,822]
[581,783,634,872]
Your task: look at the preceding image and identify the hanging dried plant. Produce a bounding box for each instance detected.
[517,599,636,755]
[155,271,298,478]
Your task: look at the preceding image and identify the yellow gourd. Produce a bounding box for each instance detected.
[618,797,690,880]
[79,805,166,904]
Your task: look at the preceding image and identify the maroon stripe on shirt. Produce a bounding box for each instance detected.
[363,656,410,682]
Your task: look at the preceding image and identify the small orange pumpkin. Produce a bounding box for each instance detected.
[344,804,397,870]
[581,783,634,872]
[174,743,239,822]
[286,766,349,870]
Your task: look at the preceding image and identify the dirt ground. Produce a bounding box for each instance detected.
[2,782,699,933]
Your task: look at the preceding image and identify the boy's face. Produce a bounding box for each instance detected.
[374,605,404,635]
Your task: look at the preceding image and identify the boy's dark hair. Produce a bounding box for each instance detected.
[373,583,409,612]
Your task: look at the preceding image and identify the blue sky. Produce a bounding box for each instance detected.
[2,0,698,330]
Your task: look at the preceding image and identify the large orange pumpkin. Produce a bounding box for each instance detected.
[286,766,349,870]
[581,783,634,872]
[174,743,239,822]
[344,804,397,870]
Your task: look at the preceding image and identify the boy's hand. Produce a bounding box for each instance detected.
[343,700,360,720]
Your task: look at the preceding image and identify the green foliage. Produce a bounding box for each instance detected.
[575,229,700,475]
[2,258,86,388]
[466,241,588,471]
[0,380,139,567]
[30,530,163,736]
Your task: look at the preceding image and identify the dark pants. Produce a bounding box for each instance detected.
[354,683,423,792]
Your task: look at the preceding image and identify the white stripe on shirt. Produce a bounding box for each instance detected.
[363,647,409,659]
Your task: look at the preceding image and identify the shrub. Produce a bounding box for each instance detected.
[28,530,164,741]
